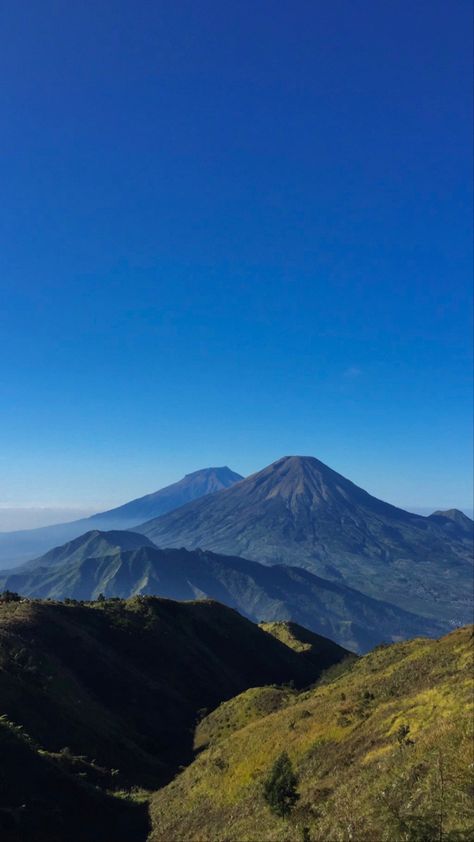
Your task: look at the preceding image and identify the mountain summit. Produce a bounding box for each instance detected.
[138,455,473,624]
[0,466,243,567]
[89,466,243,528]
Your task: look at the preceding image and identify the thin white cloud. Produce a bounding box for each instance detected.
[343,366,362,378]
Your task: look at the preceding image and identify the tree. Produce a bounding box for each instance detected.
[263,751,299,817]
[0,590,22,603]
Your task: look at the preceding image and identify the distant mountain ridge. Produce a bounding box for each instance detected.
[0,466,243,567]
[137,455,473,624]
[0,531,445,652]
[90,466,243,527]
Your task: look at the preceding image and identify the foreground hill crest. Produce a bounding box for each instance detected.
[0,594,347,841]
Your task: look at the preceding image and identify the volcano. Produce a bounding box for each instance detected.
[137,455,473,624]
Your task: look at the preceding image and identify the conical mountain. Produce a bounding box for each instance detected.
[90,466,243,528]
[137,456,473,624]
[0,466,243,568]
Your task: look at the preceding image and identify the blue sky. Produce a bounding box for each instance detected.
[0,0,472,522]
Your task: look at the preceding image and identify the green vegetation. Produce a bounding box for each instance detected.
[194,685,298,751]
[0,531,447,653]
[0,716,149,842]
[263,752,299,817]
[0,596,343,841]
[260,621,358,669]
[150,625,474,841]
[1,592,471,842]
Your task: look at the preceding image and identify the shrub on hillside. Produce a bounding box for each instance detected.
[0,590,22,602]
[263,751,299,817]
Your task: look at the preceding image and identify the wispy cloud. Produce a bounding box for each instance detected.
[343,366,362,379]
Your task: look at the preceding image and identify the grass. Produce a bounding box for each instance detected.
[0,595,343,841]
[2,594,471,842]
[150,625,474,842]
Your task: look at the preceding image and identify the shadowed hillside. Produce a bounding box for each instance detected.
[22,529,155,571]
[0,595,346,841]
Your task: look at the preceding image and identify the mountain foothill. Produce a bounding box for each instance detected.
[0,455,472,841]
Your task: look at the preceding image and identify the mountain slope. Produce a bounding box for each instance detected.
[137,455,473,623]
[0,467,242,567]
[427,508,474,540]
[0,595,343,841]
[24,529,155,571]
[0,534,445,652]
[150,624,474,842]
[0,721,149,842]
[90,466,243,528]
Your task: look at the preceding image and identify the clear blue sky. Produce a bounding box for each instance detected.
[0,0,472,519]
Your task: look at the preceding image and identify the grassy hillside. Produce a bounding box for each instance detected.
[0,595,345,841]
[150,625,474,842]
[259,621,356,672]
[0,720,149,842]
[193,621,355,755]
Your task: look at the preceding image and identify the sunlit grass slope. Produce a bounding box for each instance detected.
[150,625,474,842]
[0,596,346,841]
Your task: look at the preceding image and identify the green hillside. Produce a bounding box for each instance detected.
[2,593,471,842]
[0,595,345,841]
[0,535,446,653]
[150,625,474,842]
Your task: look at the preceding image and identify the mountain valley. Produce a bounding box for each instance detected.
[0,594,347,841]
[0,532,445,653]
